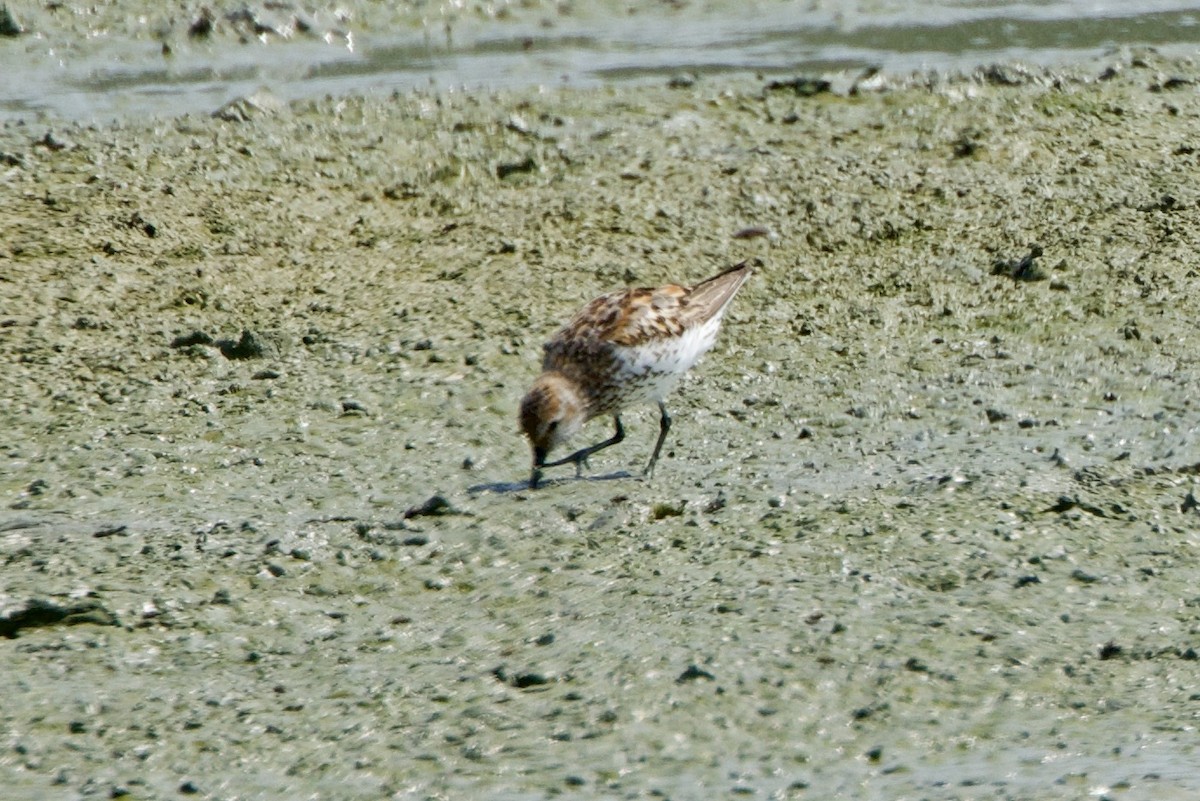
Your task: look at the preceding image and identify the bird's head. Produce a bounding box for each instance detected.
[519,372,586,487]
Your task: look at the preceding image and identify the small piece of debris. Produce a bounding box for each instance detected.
[651,501,686,520]
[0,4,25,37]
[676,664,716,684]
[992,244,1046,282]
[341,399,369,415]
[35,131,68,152]
[496,156,537,179]
[404,495,454,519]
[126,211,157,237]
[951,127,983,158]
[511,672,549,688]
[1,599,119,638]
[975,63,1043,86]
[188,8,214,38]
[212,90,284,122]
[765,76,832,97]
[492,665,551,688]
[217,329,276,360]
[1056,495,1109,518]
[732,225,771,240]
[170,330,215,348]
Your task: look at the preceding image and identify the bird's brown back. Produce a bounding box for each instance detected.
[545,261,751,357]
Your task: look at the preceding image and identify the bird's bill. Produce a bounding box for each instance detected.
[530,447,547,489]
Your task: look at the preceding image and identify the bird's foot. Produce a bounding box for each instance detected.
[573,453,590,477]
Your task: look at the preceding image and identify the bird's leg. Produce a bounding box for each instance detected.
[541,415,625,475]
[643,402,672,477]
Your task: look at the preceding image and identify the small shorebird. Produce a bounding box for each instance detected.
[519,261,752,488]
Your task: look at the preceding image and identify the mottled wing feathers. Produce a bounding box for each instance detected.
[545,262,751,358]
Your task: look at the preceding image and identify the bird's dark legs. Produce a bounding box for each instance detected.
[530,404,673,488]
[529,447,547,489]
[538,415,626,478]
[644,402,672,477]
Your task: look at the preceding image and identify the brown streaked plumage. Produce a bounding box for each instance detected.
[520,261,752,487]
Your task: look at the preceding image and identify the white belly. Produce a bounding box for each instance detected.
[616,315,724,403]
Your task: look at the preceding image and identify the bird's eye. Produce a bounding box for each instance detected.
[547,421,559,432]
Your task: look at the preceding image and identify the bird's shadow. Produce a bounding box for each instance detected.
[468,470,633,495]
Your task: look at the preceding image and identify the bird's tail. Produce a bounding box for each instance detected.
[685,261,753,321]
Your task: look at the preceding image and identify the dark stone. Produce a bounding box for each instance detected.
[341,399,369,415]
[0,5,24,37]
[511,672,549,688]
[1044,496,1077,514]
[992,244,1046,281]
[496,157,537,179]
[218,329,269,360]
[676,664,716,684]
[170,330,214,348]
[0,598,119,638]
[404,495,453,519]
[765,77,832,97]
[188,9,213,39]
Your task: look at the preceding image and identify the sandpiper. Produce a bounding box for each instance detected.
[519,261,752,488]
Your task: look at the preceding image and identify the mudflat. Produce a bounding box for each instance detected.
[2,51,1199,799]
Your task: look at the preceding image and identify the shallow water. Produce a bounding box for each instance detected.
[4,0,1200,122]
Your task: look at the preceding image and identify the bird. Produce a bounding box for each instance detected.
[519,261,752,488]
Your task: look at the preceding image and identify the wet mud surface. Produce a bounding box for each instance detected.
[3,51,1200,799]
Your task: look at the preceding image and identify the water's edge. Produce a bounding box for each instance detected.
[3,2,1200,122]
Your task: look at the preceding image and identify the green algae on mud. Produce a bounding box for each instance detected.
[2,53,1200,799]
